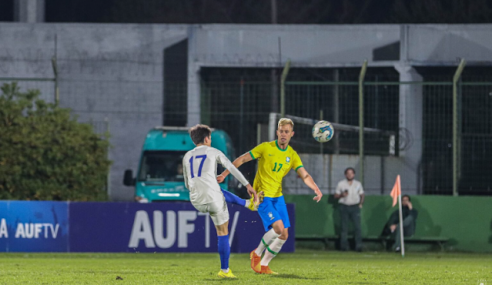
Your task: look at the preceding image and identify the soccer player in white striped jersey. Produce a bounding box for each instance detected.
[183,124,258,279]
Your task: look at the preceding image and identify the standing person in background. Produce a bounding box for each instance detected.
[334,167,365,252]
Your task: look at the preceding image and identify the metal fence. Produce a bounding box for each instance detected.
[457,79,492,195]
[197,63,492,196]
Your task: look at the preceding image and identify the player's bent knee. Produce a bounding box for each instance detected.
[279,228,289,240]
[272,221,285,235]
[215,221,229,236]
[273,227,283,235]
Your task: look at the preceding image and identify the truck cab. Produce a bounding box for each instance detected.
[123,127,236,202]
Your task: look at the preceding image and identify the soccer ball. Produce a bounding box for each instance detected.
[312,121,334,143]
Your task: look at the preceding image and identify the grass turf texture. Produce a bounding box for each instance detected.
[0,250,491,284]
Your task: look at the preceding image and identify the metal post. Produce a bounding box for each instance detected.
[453,59,466,196]
[398,192,405,257]
[105,117,111,199]
[333,69,340,154]
[280,60,291,118]
[319,109,323,155]
[51,34,59,105]
[358,60,368,185]
[14,0,45,23]
[257,123,261,146]
[271,0,277,24]
[52,58,59,105]
[375,75,379,128]
[240,78,244,152]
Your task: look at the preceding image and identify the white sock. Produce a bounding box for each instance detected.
[260,238,286,266]
[255,229,280,256]
[221,268,229,273]
[245,200,250,208]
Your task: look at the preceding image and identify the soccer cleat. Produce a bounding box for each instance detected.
[260,265,278,275]
[250,250,262,273]
[217,269,237,278]
[247,191,264,211]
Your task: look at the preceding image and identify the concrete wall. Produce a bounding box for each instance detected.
[405,25,492,64]
[0,23,188,201]
[191,24,401,67]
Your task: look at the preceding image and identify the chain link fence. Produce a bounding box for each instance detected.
[459,78,492,195]
[199,66,492,196]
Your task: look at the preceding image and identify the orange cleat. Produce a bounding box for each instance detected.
[260,265,278,275]
[250,249,262,273]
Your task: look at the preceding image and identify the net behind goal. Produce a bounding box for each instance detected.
[265,113,396,156]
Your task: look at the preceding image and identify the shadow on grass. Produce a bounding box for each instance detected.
[203,274,325,282]
[202,279,239,282]
[270,274,325,280]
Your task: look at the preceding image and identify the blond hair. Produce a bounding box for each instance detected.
[278,118,294,129]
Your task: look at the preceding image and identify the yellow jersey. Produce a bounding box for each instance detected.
[249,140,304,198]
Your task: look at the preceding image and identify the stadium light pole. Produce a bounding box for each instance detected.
[452,58,466,197]
[105,117,111,198]
[358,60,368,185]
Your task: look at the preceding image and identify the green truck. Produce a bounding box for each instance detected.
[123,127,237,202]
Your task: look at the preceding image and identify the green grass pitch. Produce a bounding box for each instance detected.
[0,250,491,284]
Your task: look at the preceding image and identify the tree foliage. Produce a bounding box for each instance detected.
[0,83,111,201]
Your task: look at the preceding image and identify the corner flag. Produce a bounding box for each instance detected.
[390,175,405,257]
[390,175,401,207]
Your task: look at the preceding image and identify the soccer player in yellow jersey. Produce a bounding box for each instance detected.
[217,118,323,275]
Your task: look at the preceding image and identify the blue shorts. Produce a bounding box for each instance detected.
[257,196,290,232]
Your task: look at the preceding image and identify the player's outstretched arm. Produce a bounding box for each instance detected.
[216,153,257,200]
[217,152,253,183]
[296,167,323,203]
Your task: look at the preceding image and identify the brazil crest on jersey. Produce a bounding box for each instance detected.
[249,140,304,198]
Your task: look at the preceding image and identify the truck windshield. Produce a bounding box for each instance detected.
[138,151,187,182]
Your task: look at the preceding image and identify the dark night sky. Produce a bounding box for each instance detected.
[0,0,13,21]
[1,0,492,24]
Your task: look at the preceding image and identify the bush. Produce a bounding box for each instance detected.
[0,83,111,201]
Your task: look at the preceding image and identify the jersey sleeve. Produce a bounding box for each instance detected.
[291,151,304,172]
[216,151,249,186]
[249,143,265,160]
[182,154,190,190]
